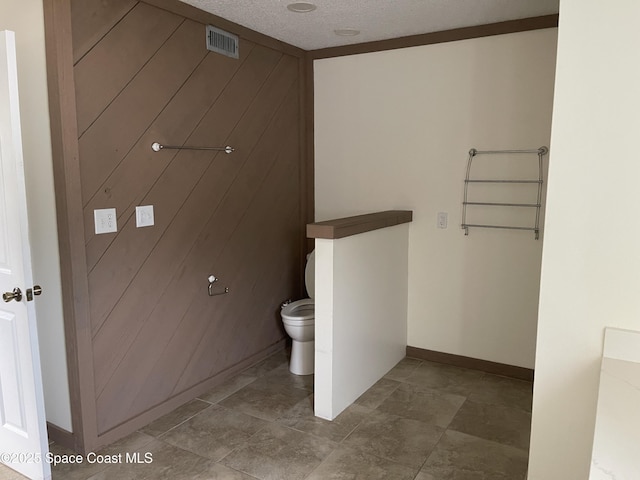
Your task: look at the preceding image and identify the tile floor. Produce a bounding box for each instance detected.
[0,350,532,480]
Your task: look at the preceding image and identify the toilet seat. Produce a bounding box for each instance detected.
[281,298,314,325]
[281,250,315,375]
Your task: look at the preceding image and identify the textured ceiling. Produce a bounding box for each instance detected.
[180,0,560,51]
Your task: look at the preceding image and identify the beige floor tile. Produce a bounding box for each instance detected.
[220,423,336,480]
[306,445,418,480]
[30,354,534,480]
[86,439,256,480]
[241,350,289,377]
[219,377,312,421]
[0,465,28,480]
[354,378,401,409]
[383,357,423,381]
[343,410,444,468]
[277,397,370,443]
[468,374,534,412]
[50,431,155,480]
[197,374,258,404]
[448,400,532,450]
[160,404,267,461]
[139,398,211,437]
[376,382,465,428]
[402,361,485,395]
[419,430,528,480]
[262,363,314,391]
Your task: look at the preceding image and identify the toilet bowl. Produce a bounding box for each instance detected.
[281,250,315,375]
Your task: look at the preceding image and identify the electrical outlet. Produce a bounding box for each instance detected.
[94,208,117,234]
[136,205,154,228]
[437,212,448,229]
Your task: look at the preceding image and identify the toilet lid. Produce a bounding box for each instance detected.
[305,250,315,298]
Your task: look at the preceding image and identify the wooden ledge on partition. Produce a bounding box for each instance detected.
[307,210,413,240]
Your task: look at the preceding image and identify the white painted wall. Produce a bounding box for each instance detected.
[0,1,72,431]
[314,29,557,369]
[314,224,408,420]
[528,1,640,478]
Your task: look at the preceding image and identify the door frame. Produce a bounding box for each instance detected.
[42,0,97,454]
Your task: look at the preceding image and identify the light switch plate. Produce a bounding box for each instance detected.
[94,208,117,234]
[437,212,448,229]
[136,205,154,228]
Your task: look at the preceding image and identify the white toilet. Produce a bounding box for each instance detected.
[281,250,315,375]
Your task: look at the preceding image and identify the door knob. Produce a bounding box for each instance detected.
[2,287,22,303]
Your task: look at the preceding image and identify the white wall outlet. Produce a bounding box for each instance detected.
[437,212,448,229]
[136,205,154,228]
[94,208,117,234]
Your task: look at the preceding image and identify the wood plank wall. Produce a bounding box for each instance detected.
[70,0,305,436]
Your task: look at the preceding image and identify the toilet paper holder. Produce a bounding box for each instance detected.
[208,275,229,297]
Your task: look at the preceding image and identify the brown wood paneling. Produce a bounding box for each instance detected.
[94,55,299,431]
[82,39,259,271]
[77,19,206,204]
[121,88,301,420]
[43,0,306,450]
[406,346,534,382]
[307,210,413,239]
[157,89,300,396]
[70,0,137,63]
[173,137,301,394]
[310,15,559,60]
[74,3,182,134]
[89,45,286,342]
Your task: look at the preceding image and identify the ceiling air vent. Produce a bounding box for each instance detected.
[206,25,239,59]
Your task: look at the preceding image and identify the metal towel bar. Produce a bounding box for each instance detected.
[461,147,548,239]
[151,142,234,154]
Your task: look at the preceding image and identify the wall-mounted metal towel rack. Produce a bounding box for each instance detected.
[151,142,234,154]
[461,146,548,239]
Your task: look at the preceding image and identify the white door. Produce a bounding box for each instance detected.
[0,31,51,480]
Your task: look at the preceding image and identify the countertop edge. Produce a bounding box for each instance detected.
[306,210,413,239]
